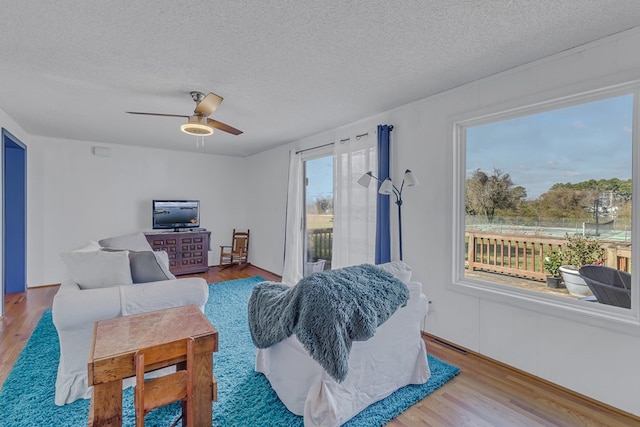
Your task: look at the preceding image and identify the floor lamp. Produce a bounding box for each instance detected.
[358,169,418,261]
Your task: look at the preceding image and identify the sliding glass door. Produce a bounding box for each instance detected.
[303,154,333,275]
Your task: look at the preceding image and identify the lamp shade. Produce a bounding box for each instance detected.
[357,172,373,187]
[378,178,394,195]
[404,169,418,186]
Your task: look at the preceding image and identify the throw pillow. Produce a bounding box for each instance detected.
[128,251,176,283]
[101,248,176,283]
[60,250,133,290]
[74,240,101,252]
[99,233,152,252]
[376,261,412,283]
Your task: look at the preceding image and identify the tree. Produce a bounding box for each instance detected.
[616,179,633,202]
[314,196,333,214]
[466,168,525,221]
[549,178,632,202]
[536,187,595,219]
[536,177,632,219]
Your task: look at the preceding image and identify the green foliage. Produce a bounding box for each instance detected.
[550,177,631,193]
[469,174,632,219]
[560,234,604,269]
[536,187,595,219]
[543,250,563,277]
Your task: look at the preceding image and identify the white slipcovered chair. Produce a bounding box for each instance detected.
[51,233,209,406]
[254,261,430,427]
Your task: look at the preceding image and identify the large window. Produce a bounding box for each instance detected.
[455,84,636,317]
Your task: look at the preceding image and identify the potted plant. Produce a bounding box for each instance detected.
[543,250,563,288]
[558,234,604,297]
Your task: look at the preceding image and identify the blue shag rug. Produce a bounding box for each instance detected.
[0,277,459,426]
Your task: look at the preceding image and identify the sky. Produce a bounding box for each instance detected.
[466,93,633,199]
[305,155,334,202]
[303,94,634,203]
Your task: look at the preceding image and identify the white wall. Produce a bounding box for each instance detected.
[246,27,640,415]
[27,136,248,285]
[245,144,289,275]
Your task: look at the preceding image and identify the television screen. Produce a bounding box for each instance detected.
[152,200,200,230]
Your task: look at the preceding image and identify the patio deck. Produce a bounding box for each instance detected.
[466,270,578,299]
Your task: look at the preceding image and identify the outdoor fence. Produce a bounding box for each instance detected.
[305,225,633,282]
[307,228,333,267]
[466,231,631,281]
[466,215,632,242]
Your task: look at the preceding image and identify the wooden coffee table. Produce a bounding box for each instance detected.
[87,305,218,427]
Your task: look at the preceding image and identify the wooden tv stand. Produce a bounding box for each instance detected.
[145,230,211,276]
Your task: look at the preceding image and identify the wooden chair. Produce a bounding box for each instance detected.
[134,338,195,427]
[219,229,250,269]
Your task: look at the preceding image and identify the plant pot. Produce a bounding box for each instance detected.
[559,266,593,297]
[546,276,562,289]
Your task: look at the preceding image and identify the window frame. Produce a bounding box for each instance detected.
[451,80,640,334]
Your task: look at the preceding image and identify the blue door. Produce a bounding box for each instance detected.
[3,129,26,294]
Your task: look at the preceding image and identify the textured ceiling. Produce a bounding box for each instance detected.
[1,1,640,156]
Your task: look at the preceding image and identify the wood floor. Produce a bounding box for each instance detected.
[1,265,638,426]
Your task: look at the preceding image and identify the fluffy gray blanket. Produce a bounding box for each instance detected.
[248,264,409,382]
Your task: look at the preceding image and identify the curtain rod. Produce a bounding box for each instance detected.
[295,131,371,154]
[295,141,335,154]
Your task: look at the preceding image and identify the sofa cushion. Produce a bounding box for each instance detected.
[99,233,152,252]
[128,251,176,283]
[60,250,133,290]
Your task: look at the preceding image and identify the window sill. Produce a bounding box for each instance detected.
[451,276,640,336]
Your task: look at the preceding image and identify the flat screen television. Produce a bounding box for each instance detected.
[152,200,200,231]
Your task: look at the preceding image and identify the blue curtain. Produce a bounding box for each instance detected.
[375,124,392,264]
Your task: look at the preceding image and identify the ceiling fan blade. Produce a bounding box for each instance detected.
[126,112,190,118]
[194,92,223,117]
[206,118,243,135]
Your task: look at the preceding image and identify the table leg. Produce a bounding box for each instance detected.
[192,352,213,427]
[88,380,123,427]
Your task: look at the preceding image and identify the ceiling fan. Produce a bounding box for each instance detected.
[126,91,243,136]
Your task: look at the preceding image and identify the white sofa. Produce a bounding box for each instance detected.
[254,262,430,427]
[51,233,210,406]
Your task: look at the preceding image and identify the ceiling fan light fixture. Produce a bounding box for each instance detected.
[180,116,214,136]
[126,90,242,136]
